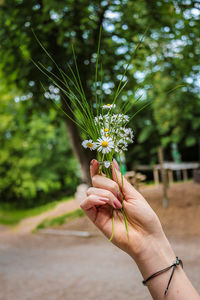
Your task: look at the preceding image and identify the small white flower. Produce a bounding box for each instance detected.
[118,139,128,147]
[125,128,134,142]
[82,140,97,151]
[104,161,111,168]
[94,115,104,125]
[96,136,114,154]
[123,115,129,122]
[103,103,116,110]
[101,127,110,136]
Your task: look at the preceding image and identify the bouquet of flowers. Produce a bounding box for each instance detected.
[33,27,149,240]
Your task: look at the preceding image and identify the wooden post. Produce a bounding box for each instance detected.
[183,169,188,181]
[153,167,159,186]
[158,146,168,207]
[168,169,173,185]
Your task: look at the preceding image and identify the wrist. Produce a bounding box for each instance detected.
[131,233,175,279]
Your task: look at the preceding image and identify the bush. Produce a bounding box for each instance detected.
[0,94,80,208]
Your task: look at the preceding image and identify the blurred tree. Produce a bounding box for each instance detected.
[0,85,79,207]
[0,0,200,198]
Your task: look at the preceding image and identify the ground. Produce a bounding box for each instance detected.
[0,182,200,300]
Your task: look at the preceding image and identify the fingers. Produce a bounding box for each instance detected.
[80,195,106,223]
[112,160,132,193]
[89,159,122,208]
[113,159,120,171]
[89,159,143,204]
[80,194,109,211]
[92,174,120,198]
[112,159,144,200]
[90,159,99,178]
[87,187,122,209]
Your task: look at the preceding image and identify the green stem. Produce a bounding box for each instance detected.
[109,209,115,242]
[112,161,129,239]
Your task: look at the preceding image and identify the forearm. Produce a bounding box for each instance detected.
[131,234,200,300]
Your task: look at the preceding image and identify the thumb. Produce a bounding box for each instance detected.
[90,159,99,178]
[112,159,139,199]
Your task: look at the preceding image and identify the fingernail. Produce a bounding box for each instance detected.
[117,191,122,202]
[90,159,97,166]
[113,159,120,171]
[114,200,122,209]
[99,197,109,202]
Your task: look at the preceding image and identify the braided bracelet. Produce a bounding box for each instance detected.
[142,257,183,295]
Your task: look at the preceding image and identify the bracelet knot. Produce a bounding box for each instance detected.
[142,256,183,295]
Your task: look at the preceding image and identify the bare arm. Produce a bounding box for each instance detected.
[134,235,199,299]
[80,159,200,300]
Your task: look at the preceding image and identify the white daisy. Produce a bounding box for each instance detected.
[100,127,110,136]
[104,161,111,168]
[96,136,114,154]
[103,103,116,110]
[82,140,97,151]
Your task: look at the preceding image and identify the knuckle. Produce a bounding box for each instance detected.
[104,190,111,198]
[87,195,94,202]
[86,187,93,196]
[80,200,85,209]
[111,182,118,192]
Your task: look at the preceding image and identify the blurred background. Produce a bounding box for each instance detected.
[0,1,200,300]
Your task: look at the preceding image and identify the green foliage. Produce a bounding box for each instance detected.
[0,0,200,210]
[0,89,79,207]
[36,208,85,230]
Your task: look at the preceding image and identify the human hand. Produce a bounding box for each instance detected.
[80,159,174,264]
[81,159,200,300]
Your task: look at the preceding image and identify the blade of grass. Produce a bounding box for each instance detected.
[71,44,86,100]
[34,60,97,137]
[38,62,95,131]
[126,102,151,125]
[32,29,97,136]
[66,62,97,131]
[112,161,129,237]
[111,27,149,111]
[94,25,102,118]
[40,82,90,134]
[122,94,144,115]
[109,209,115,242]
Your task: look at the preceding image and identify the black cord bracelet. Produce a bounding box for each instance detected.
[142,257,183,295]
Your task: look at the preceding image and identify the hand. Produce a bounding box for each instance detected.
[80,159,172,262]
[81,159,200,300]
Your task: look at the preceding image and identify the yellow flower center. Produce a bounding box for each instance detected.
[87,143,93,148]
[101,141,108,147]
[106,104,111,106]
[104,128,109,132]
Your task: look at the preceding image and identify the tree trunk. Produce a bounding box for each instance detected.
[158,146,168,207]
[61,97,93,185]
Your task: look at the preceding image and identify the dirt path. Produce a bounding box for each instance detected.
[16,199,80,234]
[2,181,200,236]
[0,199,80,236]
[0,226,200,300]
[0,182,200,299]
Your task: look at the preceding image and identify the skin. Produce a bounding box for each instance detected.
[80,159,200,300]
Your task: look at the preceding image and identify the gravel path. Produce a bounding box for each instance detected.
[1,182,200,299]
[0,221,200,300]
